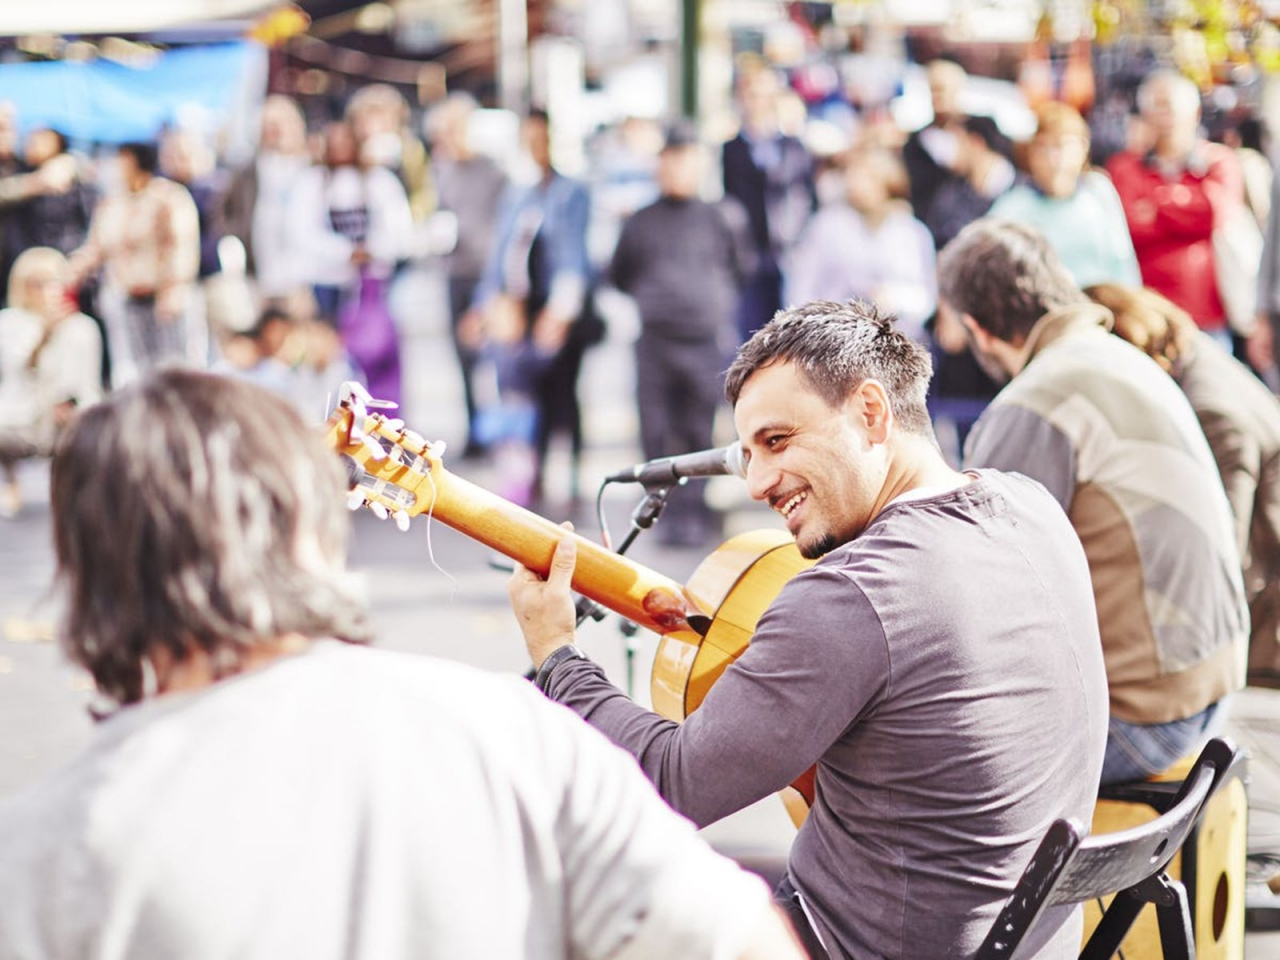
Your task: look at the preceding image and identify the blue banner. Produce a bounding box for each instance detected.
[0,42,265,144]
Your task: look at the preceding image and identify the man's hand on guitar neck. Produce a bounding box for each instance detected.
[509,528,580,670]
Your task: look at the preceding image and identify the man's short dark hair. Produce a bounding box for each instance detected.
[937,219,1086,344]
[724,299,937,438]
[118,141,159,175]
[51,370,370,706]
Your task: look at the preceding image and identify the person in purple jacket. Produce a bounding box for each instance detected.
[509,299,1109,960]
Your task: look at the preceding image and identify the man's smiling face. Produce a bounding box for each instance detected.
[734,361,885,559]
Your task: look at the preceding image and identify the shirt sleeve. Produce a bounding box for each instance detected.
[48,316,103,407]
[1089,172,1143,286]
[546,565,892,828]
[365,168,414,266]
[544,182,590,320]
[607,215,638,293]
[471,185,522,309]
[288,171,356,278]
[1197,407,1261,557]
[783,213,834,306]
[1258,170,1280,314]
[527,685,773,960]
[156,184,201,289]
[963,401,1078,510]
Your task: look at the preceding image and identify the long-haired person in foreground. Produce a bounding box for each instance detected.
[0,370,802,960]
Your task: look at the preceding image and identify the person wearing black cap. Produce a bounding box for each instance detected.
[608,121,756,546]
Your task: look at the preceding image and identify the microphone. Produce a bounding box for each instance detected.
[606,443,747,485]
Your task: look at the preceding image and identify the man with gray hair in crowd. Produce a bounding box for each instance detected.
[0,370,804,960]
[938,218,1249,785]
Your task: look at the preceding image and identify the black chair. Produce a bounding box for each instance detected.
[975,737,1240,960]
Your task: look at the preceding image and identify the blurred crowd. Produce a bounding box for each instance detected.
[1,54,1280,555]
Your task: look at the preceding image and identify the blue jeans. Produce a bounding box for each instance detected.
[1100,699,1227,786]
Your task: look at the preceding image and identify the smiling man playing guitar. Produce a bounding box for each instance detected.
[510,300,1111,960]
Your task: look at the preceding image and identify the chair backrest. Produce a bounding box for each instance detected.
[974,736,1238,960]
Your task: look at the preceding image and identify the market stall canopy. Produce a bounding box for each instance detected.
[0,1,279,36]
[0,42,267,146]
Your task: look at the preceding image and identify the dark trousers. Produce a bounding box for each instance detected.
[635,333,725,541]
[312,284,345,327]
[533,336,587,502]
[775,874,831,960]
[736,262,783,343]
[447,275,485,453]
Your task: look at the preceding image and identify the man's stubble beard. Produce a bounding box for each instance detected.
[800,533,839,560]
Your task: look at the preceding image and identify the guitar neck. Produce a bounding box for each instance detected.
[328,411,700,636]
[427,470,698,634]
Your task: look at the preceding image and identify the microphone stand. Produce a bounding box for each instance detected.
[522,479,677,692]
[572,478,678,697]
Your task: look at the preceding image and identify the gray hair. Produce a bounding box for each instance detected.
[51,370,370,706]
[937,219,1085,344]
[1136,69,1201,119]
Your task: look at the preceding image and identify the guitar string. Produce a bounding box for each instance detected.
[419,464,459,601]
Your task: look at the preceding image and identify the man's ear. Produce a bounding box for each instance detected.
[958,312,990,351]
[854,379,892,444]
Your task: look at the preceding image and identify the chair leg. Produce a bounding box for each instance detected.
[1080,891,1144,960]
[1153,888,1195,960]
[1082,874,1195,960]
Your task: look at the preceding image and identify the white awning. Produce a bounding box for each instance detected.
[0,1,279,37]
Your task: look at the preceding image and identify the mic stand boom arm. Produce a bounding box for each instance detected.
[574,478,676,627]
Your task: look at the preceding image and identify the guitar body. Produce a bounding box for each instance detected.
[650,529,814,721]
[651,529,818,828]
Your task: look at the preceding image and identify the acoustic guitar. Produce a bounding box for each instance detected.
[325,385,817,822]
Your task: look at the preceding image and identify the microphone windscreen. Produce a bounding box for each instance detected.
[724,443,748,479]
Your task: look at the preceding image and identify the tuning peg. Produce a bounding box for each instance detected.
[346,490,366,511]
[402,429,427,451]
[384,418,405,431]
[338,380,398,411]
[428,439,447,459]
[360,432,387,461]
[368,502,389,521]
[394,509,411,532]
[338,381,369,416]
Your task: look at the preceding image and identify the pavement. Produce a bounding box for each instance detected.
[2,264,1278,953]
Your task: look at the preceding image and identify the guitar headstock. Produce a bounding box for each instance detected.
[323,382,445,532]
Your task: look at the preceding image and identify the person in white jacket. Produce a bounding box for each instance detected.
[0,246,102,517]
[289,120,412,406]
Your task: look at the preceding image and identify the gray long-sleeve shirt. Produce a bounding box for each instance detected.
[608,195,755,342]
[545,470,1109,959]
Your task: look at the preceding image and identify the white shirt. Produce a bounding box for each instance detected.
[289,165,413,286]
[785,203,937,341]
[0,308,102,433]
[0,643,769,960]
[252,152,311,296]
